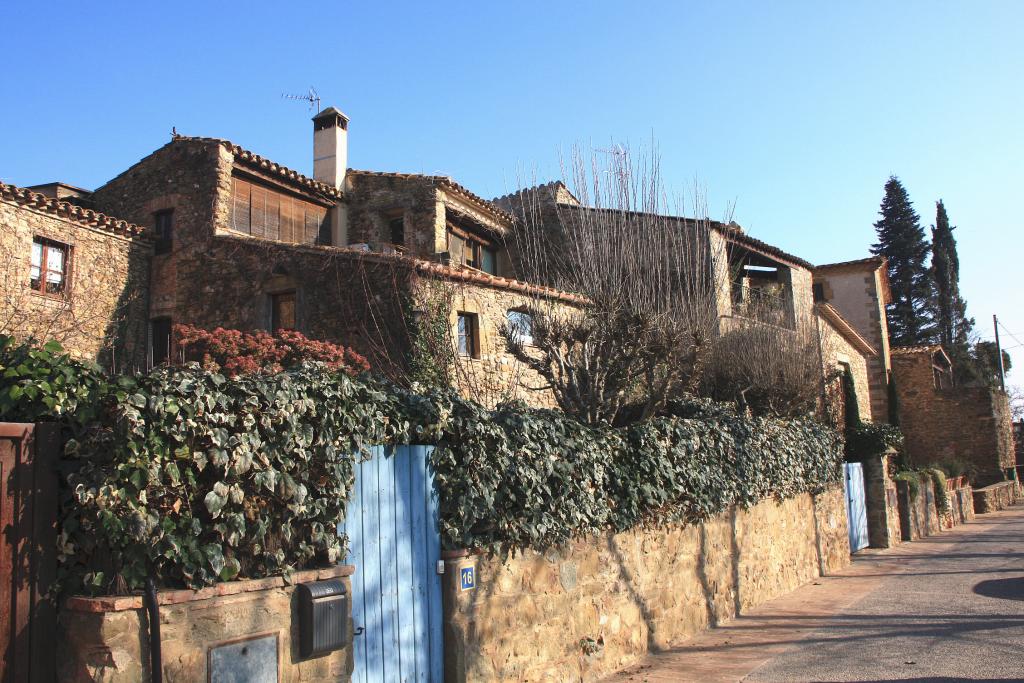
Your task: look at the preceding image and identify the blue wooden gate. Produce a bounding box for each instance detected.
[342,445,443,683]
[844,462,869,552]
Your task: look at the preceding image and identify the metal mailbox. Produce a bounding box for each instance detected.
[297,578,347,658]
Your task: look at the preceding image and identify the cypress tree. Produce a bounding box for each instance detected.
[870,177,936,346]
[930,200,974,363]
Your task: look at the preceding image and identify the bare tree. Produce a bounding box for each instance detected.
[500,145,728,424]
[700,297,832,418]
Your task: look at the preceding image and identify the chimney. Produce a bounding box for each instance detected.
[312,107,349,189]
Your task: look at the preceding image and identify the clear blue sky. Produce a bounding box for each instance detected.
[3,1,1021,376]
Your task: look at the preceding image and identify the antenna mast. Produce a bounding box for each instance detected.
[282,87,321,113]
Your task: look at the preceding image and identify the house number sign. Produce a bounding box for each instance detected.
[460,566,476,591]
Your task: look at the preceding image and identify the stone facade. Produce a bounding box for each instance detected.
[863,454,901,548]
[814,258,893,422]
[817,304,875,423]
[892,346,1015,486]
[0,183,151,369]
[442,488,849,683]
[58,566,354,683]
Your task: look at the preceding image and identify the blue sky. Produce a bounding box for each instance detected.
[3,1,1021,376]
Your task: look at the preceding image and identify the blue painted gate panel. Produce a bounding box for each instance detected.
[844,462,869,552]
[342,445,443,683]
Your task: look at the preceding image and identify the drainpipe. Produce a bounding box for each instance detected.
[145,577,163,683]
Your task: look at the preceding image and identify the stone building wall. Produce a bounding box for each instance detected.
[896,475,941,541]
[815,261,892,422]
[59,566,354,683]
[818,312,874,423]
[443,487,849,683]
[345,173,445,256]
[0,185,151,369]
[893,349,1015,485]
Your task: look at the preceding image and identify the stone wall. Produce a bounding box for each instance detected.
[58,565,354,683]
[893,349,1015,486]
[442,487,849,683]
[815,261,892,421]
[0,187,150,369]
[973,481,1020,513]
[863,454,900,548]
[944,483,975,527]
[896,475,941,541]
[818,311,874,423]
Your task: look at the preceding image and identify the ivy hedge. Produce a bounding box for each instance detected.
[0,337,843,594]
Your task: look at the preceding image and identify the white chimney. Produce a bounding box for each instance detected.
[312,107,349,189]
[312,107,350,245]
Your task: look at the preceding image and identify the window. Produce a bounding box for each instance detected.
[457,312,479,358]
[447,227,498,275]
[29,238,69,296]
[388,215,405,248]
[153,209,174,255]
[507,309,534,345]
[812,282,825,303]
[151,318,172,366]
[271,291,297,332]
[230,177,330,245]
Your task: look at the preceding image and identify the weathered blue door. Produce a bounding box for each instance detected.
[844,462,869,552]
[342,445,443,683]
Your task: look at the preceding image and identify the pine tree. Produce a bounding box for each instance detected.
[870,177,936,346]
[930,200,974,368]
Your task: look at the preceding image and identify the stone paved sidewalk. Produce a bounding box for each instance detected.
[602,505,1024,682]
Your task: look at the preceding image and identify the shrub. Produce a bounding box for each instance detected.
[173,324,369,377]
[844,421,904,462]
[894,471,921,500]
[0,336,844,594]
[927,468,951,514]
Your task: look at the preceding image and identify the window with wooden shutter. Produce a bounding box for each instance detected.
[231,178,251,233]
[229,175,330,245]
[272,291,297,331]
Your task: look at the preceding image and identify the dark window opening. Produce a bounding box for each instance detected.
[457,312,479,358]
[30,237,70,296]
[272,291,297,332]
[151,318,172,366]
[154,209,174,255]
[812,282,825,303]
[389,216,405,248]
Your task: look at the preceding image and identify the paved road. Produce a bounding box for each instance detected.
[605,506,1024,682]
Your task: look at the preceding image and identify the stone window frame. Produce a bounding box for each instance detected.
[384,210,406,251]
[29,236,72,300]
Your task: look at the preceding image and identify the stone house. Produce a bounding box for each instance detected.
[0,181,151,369]
[891,344,1015,485]
[495,182,876,421]
[813,257,893,422]
[3,106,875,416]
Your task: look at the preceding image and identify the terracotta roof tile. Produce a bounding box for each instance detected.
[816,256,886,271]
[0,181,149,241]
[892,344,947,355]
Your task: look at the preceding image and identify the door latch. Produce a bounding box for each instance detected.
[354,626,365,636]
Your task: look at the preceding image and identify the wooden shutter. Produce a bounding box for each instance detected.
[250,185,267,238]
[231,179,251,233]
[280,197,297,243]
[265,191,281,241]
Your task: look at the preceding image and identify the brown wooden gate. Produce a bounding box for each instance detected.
[0,423,58,683]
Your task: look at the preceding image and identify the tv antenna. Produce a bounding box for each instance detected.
[282,87,321,113]
[596,143,628,157]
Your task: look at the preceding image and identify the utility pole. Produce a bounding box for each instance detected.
[994,314,1007,392]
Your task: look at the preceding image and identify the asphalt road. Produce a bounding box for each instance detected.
[746,508,1024,682]
[605,505,1024,683]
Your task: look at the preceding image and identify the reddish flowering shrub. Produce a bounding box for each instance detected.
[173,324,369,377]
